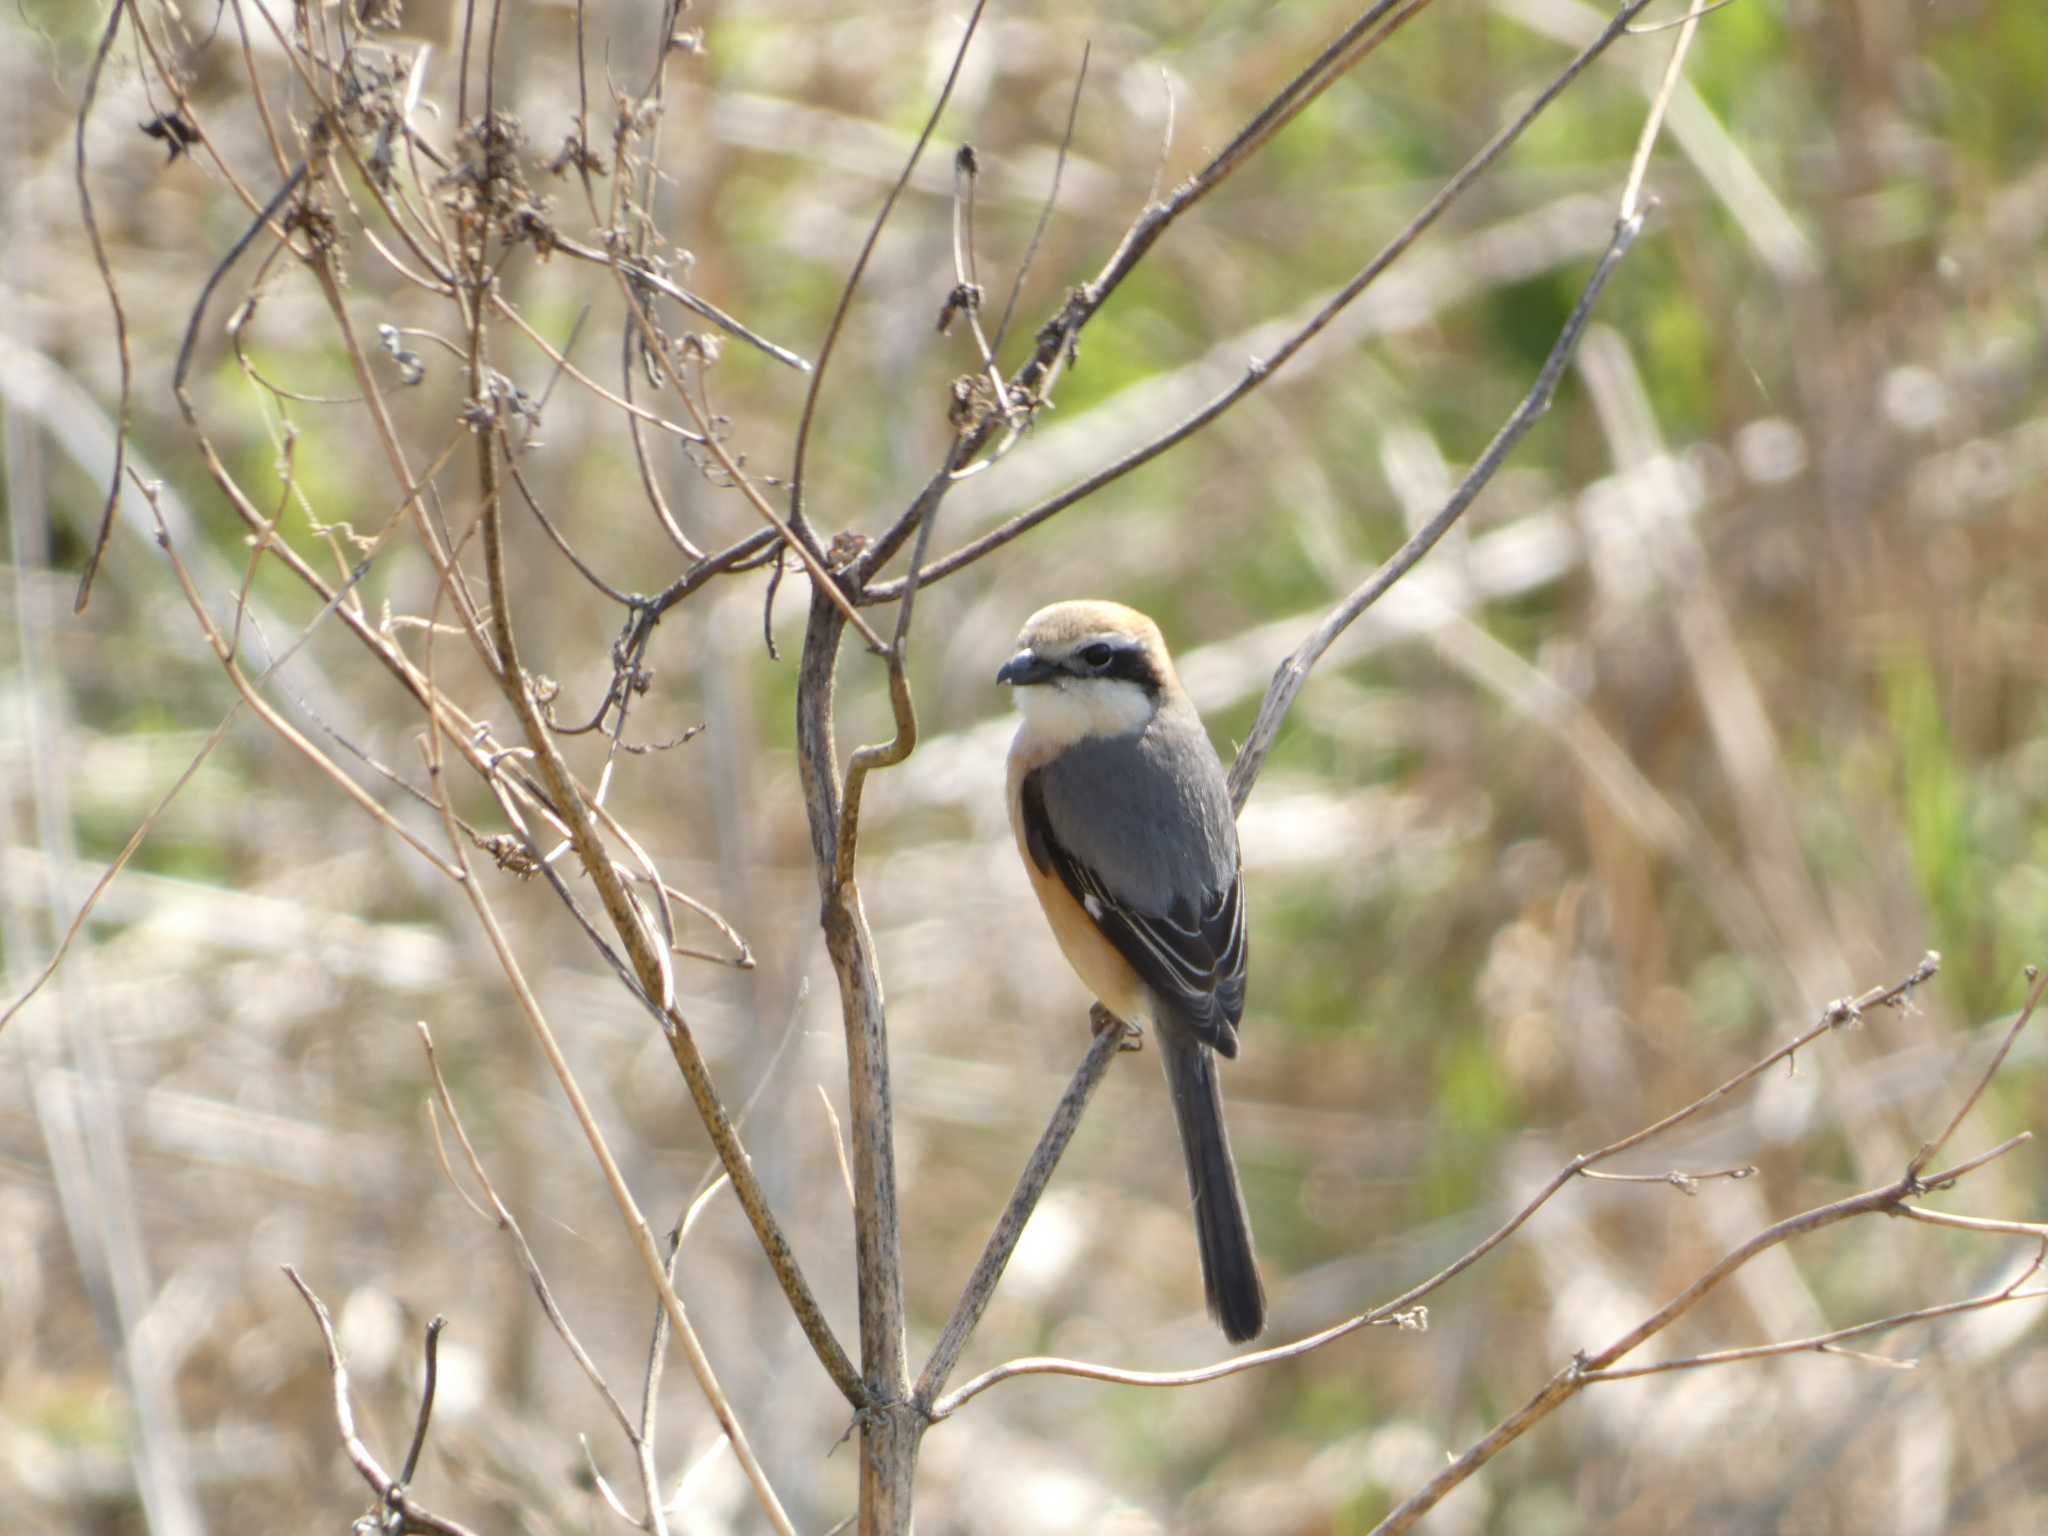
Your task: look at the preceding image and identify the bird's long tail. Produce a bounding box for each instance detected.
[1158,1024,1266,1343]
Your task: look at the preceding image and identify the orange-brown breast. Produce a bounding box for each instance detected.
[1007,735,1150,1026]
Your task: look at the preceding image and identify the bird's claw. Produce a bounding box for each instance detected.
[1089,1003,1143,1051]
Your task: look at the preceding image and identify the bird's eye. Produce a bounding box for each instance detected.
[1080,643,1115,670]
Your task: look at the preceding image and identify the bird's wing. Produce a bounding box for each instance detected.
[1019,765,1247,1055]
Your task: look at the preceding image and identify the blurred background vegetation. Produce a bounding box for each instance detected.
[3,0,2046,1531]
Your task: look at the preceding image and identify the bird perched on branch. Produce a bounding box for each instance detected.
[997,600,1266,1344]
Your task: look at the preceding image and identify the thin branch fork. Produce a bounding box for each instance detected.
[461,318,862,1405]
[915,1012,1136,1413]
[418,1023,639,1440]
[1576,1272,2048,1384]
[926,952,1945,1417]
[1578,1139,2038,1379]
[1351,957,1946,1328]
[859,0,1662,603]
[131,0,865,1412]
[1907,963,2044,1182]
[788,0,992,544]
[850,0,1438,590]
[417,546,811,1530]
[417,1022,786,1535]
[1369,964,2047,1536]
[600,249,888,651]
[45,483,588,1035]
[282,1266,482,1536]
[149,511,464,882]
[795,595,916,1524]
[1224,201,1645,811]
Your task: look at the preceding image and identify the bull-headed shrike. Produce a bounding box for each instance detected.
[997,600,1266,1344]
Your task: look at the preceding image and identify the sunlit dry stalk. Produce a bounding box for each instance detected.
[600,256,887,650]
[395,90,867,1402]
[416,1023,638,1442]
[860,0,1663,601]
[933,953,1945,1416]
[69,2,130,611]
[417,529,800,1534]
[150,511,464,880]
[284,1267,483,1536]
[1368,965,2045,1535]
[116,0,862,1416]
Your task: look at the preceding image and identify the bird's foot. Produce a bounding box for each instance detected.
[1089,1003,1144,1052]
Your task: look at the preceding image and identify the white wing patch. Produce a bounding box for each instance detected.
[1068,854,1243,1017]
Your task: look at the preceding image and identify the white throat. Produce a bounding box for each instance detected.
[1011,676,1153,752]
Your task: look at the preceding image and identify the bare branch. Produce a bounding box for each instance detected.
[416,1023,638,1441]
[171,165,310,417]
[940,955,1943,1416]
[987,43,1091,362]
[398,1316,447,1486]
[863,0,1660,601]
[603,271,887,649]
[0,706,240,1035]
[1370,960,2041,1534]
[1578,1281,2048,1384]
[1578,1163,1758,1195]
[916,1015,1136,1412]
[1906,967,2047,1182]
[934,1305,1426,1420]
[1618,0,1708,222]
[151,512,465,880]
[788,0,991,538]
[552,236,812,372]
[1225,203,1644,809]
[282,1266,484,1536]
[70,1,131,612]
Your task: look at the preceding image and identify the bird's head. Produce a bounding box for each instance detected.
[997,600,1176,746]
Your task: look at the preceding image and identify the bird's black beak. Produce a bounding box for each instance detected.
[996,650,1058,687]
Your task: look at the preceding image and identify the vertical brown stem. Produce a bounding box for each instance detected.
[795,593,918,1529]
